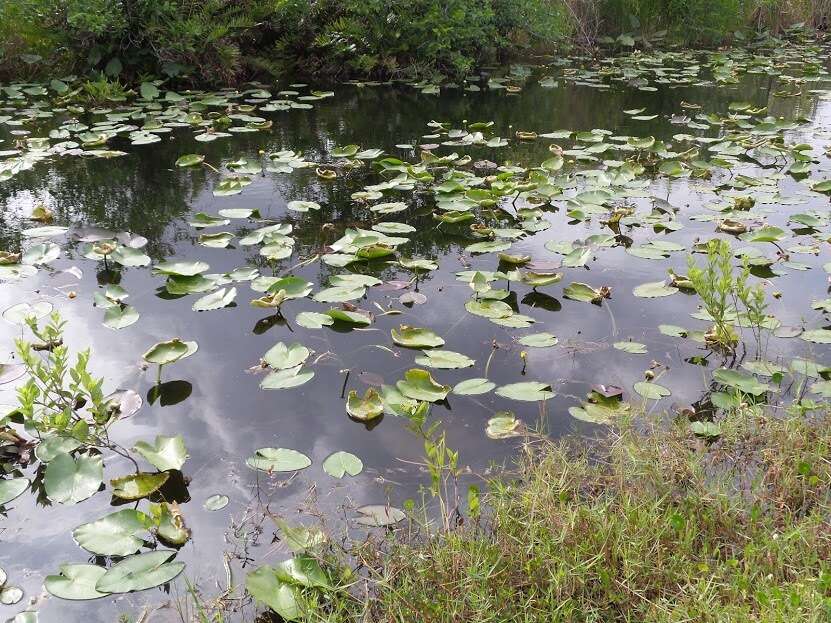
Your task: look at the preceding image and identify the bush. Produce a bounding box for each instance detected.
[0,0,573,83]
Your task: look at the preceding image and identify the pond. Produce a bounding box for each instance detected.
[2,38,831,622]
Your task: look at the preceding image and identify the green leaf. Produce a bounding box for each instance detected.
[103,303,140,330]
[486,414,523,439]
[35,435,82,463]
[192,287,236,311]
[45,564,109,600]
[396,369,450,402]
[518,332,558,348]
[152,260,209,276]
[263,342,310,370]
[712,368,770,396]
[355,505,406,526]
[274,555,331,589]
[110,472,170,500]
[175,154,204,167]
[287,200,321,212]
[133,435,188,471]
[273,519,327,553]
[246,448,311,472]
[260,366,315,389]
[414,350,475,369]
[633,281,678,298]
[495,381,554,402]
[465,299,513,319]
[801,329,831,344]
[322,451,363,478]
[73,509,150,556]
[143,339,197,365]
[246,566,303,621]
[295,312,334,329]
[44,453,103,505]
[563,282,603,303]
[95,551,184,594]
[346,388,384,421]
[633,381,671,400]
[453,378,495,396]
[0,477,29,506]
[614,341,647,354]
[204,494,229,511]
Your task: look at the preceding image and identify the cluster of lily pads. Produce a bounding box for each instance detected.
[3,30,831,621]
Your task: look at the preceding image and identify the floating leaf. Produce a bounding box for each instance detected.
[495,381,554,402]
[453,378,495,395]
[204,494,229,511]
[414,350,475,369]
[614,341,647,354]
[322,451,364,478]
[518,332,558,348]
[355,505,406,526]
[143,339,196,365]
[45,564,109,601]
[175,154,204,167]
[391,325,445,348]
[95,551,184,594]
[346,388,384,421]
[633,281,678,298]
[44,453,103,505]
[396,369,450,402]
[246,566,303,621]
[633,381,671,400]
[192,287,236,311]
[486,413,524,439]
[133,435,188,471]
[0,477,29,506]
[111,472,170,501]
[247,448,311,472]
[73,509,150,556]
[260,366,315,389]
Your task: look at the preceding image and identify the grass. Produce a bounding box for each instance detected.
[177,408,831,622]
[343,410,831,622]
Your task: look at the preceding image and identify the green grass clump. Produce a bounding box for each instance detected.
[357,413,831,621]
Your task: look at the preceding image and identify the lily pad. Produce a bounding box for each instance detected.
[396,369,450,402]
[322,451,364,478]
[346,388,384,421]
[73,509,151,556]
[109,470,168,500]
[495,381,554,401]
[391,325,445,348]
[95,551,184,594]
[133,435,188,471]
[45,564,109,601]
[452,378,495,396]
[44,453,103,505]
[246,448,311,472]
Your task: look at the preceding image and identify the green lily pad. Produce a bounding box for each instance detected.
[633,381,671,400]
[204,494,229,511]
[246,448,311,472]
[453,378,495,395]
[73,509,151,556]
[45,564,109,600]
[355,505,406,526]
[143,339,197,365]
[246,566,303,621]
[95,551,184,594]
[712,368,769,396]
[260,366,315,389]
[110,472,170,500]
[0,477,29,506]
[632,281,678,298]
[133,435,188,471]
[192,287,236,311]
[346,388,384,421]
[495,381,554,402]
[391,325,445,348]
[614,341,647,354]
[518,332,558,348]
[396,369,450,402]
[44,453,103,505]
[322,451,363,478]
[414,350,475,369]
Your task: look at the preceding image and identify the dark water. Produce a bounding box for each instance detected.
[2,59,831,622]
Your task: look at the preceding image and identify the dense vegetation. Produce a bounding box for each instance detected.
[0,0,827,84]
[340,412,831,622]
